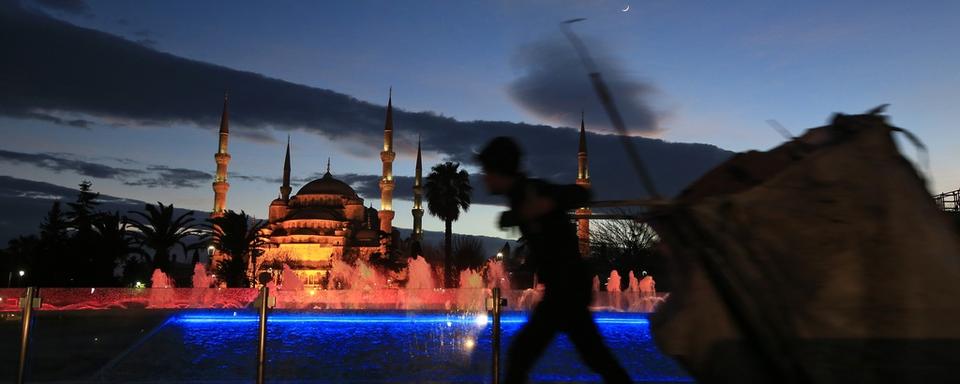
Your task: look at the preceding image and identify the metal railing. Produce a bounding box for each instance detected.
[489,287,504,384]
[934,189,960,212]
[17,287,38,384]
[255,285,270,384]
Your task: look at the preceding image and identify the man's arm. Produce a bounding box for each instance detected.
[549,183,591,211]
[517,182,590,220]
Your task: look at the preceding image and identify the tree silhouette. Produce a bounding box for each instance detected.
[424,162,472,287]
[128,202,197,274]
[588,209,665,290]
[207,210,266,288]
[36,201,70,285]
[452,235,488,272]
[2,235,38,287]
[90,212,142,286]
[65,180,100,236]
[65,181,103,285]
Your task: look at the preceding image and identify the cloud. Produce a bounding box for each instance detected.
[0,147,497,204]
[0,107,92,128]
[28,0,91,16]
[124,166,212,188]
[16,191,64,200]
[0,150,214,189]
[336,173,503,206]
[507,37,661,135]
[0,149,142,179]
[0,3,732,200]
[229,173,278,184]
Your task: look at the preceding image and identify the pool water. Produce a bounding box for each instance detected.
[100,311,691,383]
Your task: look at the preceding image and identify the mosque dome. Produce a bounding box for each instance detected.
[296,172,359,199]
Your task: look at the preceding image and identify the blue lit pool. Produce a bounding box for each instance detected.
[100,311,691,383]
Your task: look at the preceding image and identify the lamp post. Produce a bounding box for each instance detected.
[18,270,25,286]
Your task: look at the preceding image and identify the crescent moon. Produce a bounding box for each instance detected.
[622,4,630,12]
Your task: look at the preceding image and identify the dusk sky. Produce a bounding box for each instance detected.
[1,0,958,239]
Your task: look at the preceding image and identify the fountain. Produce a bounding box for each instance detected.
[606,270,622,292]
[280,264,304,291]
[189,263,215,307]
[628,271,640,292]
[19,253,665,312]
[406,256,435,289]
[398,256,439,309]
[638,273,655,297]
[148,268,174,308]
[151,268,173,288]
[628,273,663,312]
[517,284,544,311]
[458,269,483,289]
[329,256,387,291]
[192,263,213,288]
[208,255,661,312]
[457,268,484,310]
[485,259,511,291]
[606,270,623,310]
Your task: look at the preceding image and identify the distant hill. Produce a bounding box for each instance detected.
[0,175,516,254]
[0,175,151,243]
[396,228,515,258]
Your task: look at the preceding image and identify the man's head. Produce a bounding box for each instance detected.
[476,136,523,194]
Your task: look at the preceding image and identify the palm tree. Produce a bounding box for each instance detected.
[90,212,142,286]
[128,202,197,274]
[207,210,266,288]
[425,162,472,288]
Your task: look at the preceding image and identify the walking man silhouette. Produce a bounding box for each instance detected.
[477,137,632,384]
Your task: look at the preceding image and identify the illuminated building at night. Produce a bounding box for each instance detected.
[209,90,416,286]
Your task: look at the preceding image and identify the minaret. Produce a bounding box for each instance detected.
[211,93,231,218]
[412,135,424,242]
[576,111,591,257]
[378,88,396,234]
[268,136,292,223]
[280,136,292,201]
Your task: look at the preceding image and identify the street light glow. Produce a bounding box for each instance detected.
[18,270,25,277]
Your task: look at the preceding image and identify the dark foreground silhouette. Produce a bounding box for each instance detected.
[478,137,631,384]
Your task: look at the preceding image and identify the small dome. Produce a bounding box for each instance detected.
[270,198,287,206]
[296,172,359,199]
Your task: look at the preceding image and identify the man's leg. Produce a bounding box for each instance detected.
[504,302,559,384]
[565,309,632,383]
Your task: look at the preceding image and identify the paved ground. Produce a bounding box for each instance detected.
[1,310,172,382]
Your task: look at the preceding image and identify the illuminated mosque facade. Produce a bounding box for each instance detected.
[208,91,422,285]
[208,91,590,286]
